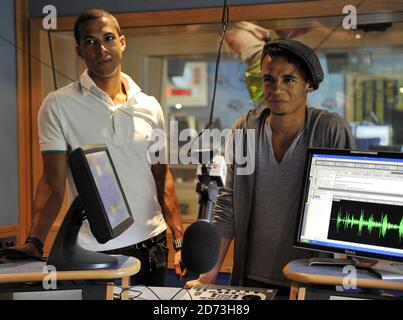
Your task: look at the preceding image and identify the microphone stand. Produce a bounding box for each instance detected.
[196,164,218,222]
[181,153,222,274]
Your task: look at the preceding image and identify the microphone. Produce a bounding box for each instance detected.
[182,150,224,274]
[196,153,227,187]
[182,221,221,274]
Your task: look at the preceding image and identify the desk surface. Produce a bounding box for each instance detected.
[0,255,140,283]
[283,259,403,291]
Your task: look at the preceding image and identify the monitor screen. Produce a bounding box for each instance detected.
[355,124,391,146]
[85,151,131,229]
[294,148,403,263]
[69,145,133,244]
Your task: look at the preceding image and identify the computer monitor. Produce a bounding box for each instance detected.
[46,145,133,271]
[294,148,403,277]
[355,124,391,147]
[391,109,403,145]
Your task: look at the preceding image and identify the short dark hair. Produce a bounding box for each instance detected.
[261,46,313,84]
[74,8,122,45]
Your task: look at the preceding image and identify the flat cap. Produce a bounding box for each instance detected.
[262,39,324,90]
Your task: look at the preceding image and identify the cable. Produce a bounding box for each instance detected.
[136,285,162,300]
[115,284,194,300]
[206,0,229,130]
[85,282,141,300]
[186,0,230,157]
[47,31,58,90]
[314,0,366,49]
[119,287,144,300]
[170,287,193,300]
[118,285,162,300]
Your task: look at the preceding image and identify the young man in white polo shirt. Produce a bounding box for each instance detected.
[17,8,186,285]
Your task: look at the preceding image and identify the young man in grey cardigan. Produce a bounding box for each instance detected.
[185,39,355,297]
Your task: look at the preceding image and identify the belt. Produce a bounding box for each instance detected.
[132,231,166,250]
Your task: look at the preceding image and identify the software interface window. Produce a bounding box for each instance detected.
[300,153,403,259]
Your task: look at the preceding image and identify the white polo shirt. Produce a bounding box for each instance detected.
[38,70,167,251]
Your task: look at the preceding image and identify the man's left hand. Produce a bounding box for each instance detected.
[174,250,187,280]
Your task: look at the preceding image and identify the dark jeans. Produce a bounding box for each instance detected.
[102,231,169,287]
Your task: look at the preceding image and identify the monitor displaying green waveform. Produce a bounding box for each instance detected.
[336,210,403,240]
[328,199,403,250]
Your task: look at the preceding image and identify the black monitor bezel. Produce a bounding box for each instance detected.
[294,147,403,263]
[69,144,134,244]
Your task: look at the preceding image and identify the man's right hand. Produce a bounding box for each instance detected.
[184,278,203,289]
[184,274,216,289]
[184,237,232,289]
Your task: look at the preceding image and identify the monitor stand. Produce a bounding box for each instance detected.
[46,197,118,271]
[370,260,403,280]
[309,257,403,280]
[308,257,361,267]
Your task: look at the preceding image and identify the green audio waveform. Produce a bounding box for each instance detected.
[336,208,403,242]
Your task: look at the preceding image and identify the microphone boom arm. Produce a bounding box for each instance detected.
[196,164,218,222]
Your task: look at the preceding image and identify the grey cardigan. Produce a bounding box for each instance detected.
[213,107,356,286]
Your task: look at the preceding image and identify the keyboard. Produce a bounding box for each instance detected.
[114,284,277,300]
[188,284,277,300]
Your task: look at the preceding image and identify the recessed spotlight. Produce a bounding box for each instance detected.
[175,103,183,109]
